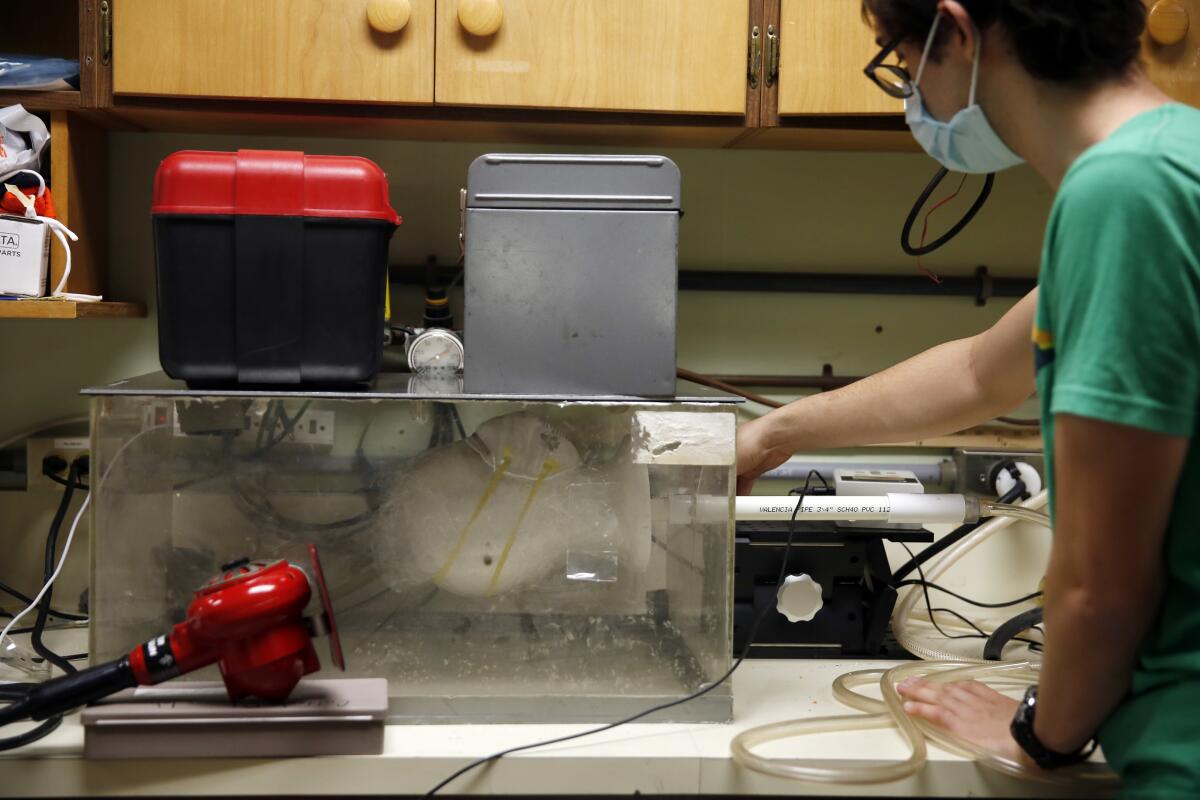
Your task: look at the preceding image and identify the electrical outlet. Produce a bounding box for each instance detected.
[171,407,338,450]
[25,436,90,493]
[266,409,336,447]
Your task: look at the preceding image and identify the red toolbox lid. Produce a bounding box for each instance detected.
[152,150,402,224]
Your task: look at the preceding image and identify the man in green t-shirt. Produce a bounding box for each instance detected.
[737,0,1199,795]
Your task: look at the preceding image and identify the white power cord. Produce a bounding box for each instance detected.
[0,426,167,654]
[0,495,90,651]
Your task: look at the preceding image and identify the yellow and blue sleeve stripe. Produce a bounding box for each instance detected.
[1033,326,1056,370]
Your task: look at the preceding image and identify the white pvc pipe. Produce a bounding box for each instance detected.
[735,494,973,525]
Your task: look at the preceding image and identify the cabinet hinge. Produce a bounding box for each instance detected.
[100,0,112,66]
[766,25,779,87]
[748,25,762,90]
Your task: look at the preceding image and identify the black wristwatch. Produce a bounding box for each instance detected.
[1010,686,1097,770]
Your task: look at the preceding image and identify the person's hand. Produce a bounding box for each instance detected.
[736,415,791,495]
[897,678,1033,767]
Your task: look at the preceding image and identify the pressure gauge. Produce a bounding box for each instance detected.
[406,328,464,373]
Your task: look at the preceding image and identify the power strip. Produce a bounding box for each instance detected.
[167,405,336,447]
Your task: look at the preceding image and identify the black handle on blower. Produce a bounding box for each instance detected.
[0,657,137,724]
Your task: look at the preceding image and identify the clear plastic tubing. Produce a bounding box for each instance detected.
[731,490,1119,788]
[892,492,1049,662]
[732,659,1117,787]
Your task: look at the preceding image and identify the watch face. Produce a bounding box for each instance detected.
[1010,685,1093,770]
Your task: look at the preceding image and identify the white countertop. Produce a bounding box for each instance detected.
[1,659,1113,798]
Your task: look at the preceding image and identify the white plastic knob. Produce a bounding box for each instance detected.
[367,0,411,34]
[776,574,824,623]
[994,462,1043,498]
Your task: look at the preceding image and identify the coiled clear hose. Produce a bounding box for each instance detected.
[891,493,1050,662]
[731,491,1120,788]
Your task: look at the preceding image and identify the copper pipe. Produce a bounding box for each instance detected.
[676,368,783,408]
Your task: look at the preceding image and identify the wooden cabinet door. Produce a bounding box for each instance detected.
[777,0,902,115]
[1143,0,1200,107]
[435,0,751,114]
[114,0,435,103]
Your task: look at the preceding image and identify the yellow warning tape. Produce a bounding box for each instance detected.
[433,447,512,586]
[486,458,559,595]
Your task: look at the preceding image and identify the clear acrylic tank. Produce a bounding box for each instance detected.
[86,373,738,723]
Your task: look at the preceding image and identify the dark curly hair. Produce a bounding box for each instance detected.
[862,0,1146,86]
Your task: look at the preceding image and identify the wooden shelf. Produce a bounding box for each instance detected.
[0,90,82,111]
[0,300,145,319]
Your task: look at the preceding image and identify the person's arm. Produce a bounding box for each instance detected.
[895,414,1187,762]
[1032,414,1185,749]
[737,289,1038,492]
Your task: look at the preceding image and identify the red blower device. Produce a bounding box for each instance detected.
[0,546,344,727]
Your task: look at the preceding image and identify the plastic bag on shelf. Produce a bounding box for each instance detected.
[0,54,80,91]
[0,104,49,183]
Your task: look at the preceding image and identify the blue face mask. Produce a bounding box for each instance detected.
[905,14,1024,174]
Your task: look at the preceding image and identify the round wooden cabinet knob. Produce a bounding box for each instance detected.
[367,0,411,34]
[458,0,503,37]
[1148,0,1190,46]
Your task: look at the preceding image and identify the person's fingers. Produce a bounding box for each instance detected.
[736,476,756,496]
[903,700,956,729]
[897,679,946,706]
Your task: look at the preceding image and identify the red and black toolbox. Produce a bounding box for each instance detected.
[151,149,401,386]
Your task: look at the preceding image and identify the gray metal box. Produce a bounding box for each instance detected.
[463,154,681,396]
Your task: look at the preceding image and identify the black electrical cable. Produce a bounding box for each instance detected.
[262,401,312,449]
[449,405,467,442]
[42,454,88,491]
[3,626,84,638]
[233,486,380,534]
[898,542,1042,650]
[899,542,979,642]
[43,474,88,491]
[0,581,87,622]
[422,471,829,797]
[30,459,84,676]
[983,607,1045,661]
[891,476,1026,584]
[892,580,1042,609]
[27,653,88,664]
[230,400,382,537]
[902,167,996,257]
[172,400,314,492]
[0,460,88,751]
[0,680,61,751]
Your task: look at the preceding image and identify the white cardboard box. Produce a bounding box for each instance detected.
[0,213,49,296]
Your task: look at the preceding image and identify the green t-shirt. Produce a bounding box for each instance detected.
[1035,103,1200,798]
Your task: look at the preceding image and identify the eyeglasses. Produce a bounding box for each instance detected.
[864,38,914,99]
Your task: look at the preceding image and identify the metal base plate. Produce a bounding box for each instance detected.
[81,678,387,759]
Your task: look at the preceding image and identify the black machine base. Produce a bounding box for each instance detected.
[734,521,933,659]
